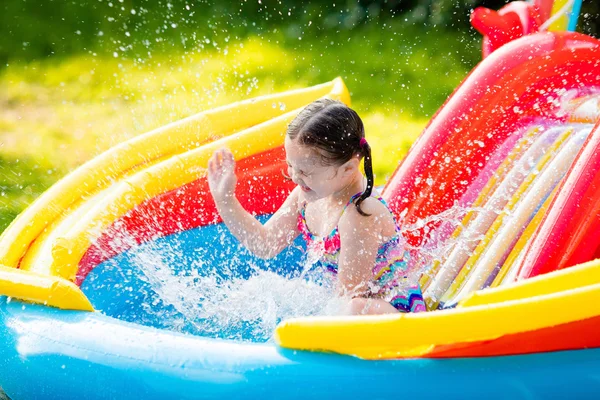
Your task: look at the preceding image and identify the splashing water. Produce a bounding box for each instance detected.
[127,244,347,342]
[104,125,575,342]
[110,199,477,342]
[95,185,538,342]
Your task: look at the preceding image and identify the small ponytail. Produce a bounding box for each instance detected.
[354,140,374,216]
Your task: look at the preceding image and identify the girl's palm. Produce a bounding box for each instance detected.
[208,148,237,202]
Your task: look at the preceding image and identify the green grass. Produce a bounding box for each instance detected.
[0,23,481,233]
[0,155,60,232]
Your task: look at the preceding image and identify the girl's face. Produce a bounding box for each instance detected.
[284,135,355,201]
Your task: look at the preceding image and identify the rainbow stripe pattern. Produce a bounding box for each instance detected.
[297,193,426,313]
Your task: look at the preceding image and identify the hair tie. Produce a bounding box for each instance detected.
[360,137,368,147]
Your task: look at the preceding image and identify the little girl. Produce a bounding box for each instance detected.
[208,99,426,315]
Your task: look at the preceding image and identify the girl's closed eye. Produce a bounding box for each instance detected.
[286,162,309,177]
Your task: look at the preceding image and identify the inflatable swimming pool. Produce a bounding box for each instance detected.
[1,2,600,398]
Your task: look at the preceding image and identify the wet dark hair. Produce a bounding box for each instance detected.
[287,98,373,216]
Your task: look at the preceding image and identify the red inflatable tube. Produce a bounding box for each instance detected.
[516,120,600,280]
[424,313,600,359]
[76,146,294,285]
[383,32,600,247]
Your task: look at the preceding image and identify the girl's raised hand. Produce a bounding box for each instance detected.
[208,148,237,204]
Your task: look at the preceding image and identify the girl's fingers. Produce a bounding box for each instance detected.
[225,150,235,164]
[209,154,218,171]
[223,152,234,169]
[217,148,226,164]
[209,148,234,177]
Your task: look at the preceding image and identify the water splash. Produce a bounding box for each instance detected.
[128,245,345,342]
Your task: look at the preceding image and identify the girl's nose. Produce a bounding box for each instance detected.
[291,173,301,185]
[289,168,302,185]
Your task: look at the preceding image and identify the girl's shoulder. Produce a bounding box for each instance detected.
[276,186,304,217]
[338,196,396,234]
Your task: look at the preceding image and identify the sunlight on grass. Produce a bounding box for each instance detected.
[0,38,300,169]
[0,30,469,232]
[362,111,426,185]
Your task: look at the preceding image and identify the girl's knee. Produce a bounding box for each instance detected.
[348,297,399,315]
[348,297,369,315]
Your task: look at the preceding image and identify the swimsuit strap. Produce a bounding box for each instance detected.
[297,202,312,239]
[375,195,402,234]
[339,192,363,215]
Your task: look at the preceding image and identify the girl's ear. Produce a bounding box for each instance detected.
[339,157,360,178]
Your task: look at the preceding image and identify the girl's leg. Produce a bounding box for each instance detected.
[348,297,399,315]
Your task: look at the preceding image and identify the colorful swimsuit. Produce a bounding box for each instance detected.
[297,193,427,313]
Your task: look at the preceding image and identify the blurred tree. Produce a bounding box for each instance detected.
[0,0,598,64]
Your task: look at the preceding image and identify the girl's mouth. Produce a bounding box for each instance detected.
[300,185,311,193]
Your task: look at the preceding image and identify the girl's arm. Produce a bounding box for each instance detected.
[208,148,301,259]
[336,200,392,297]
